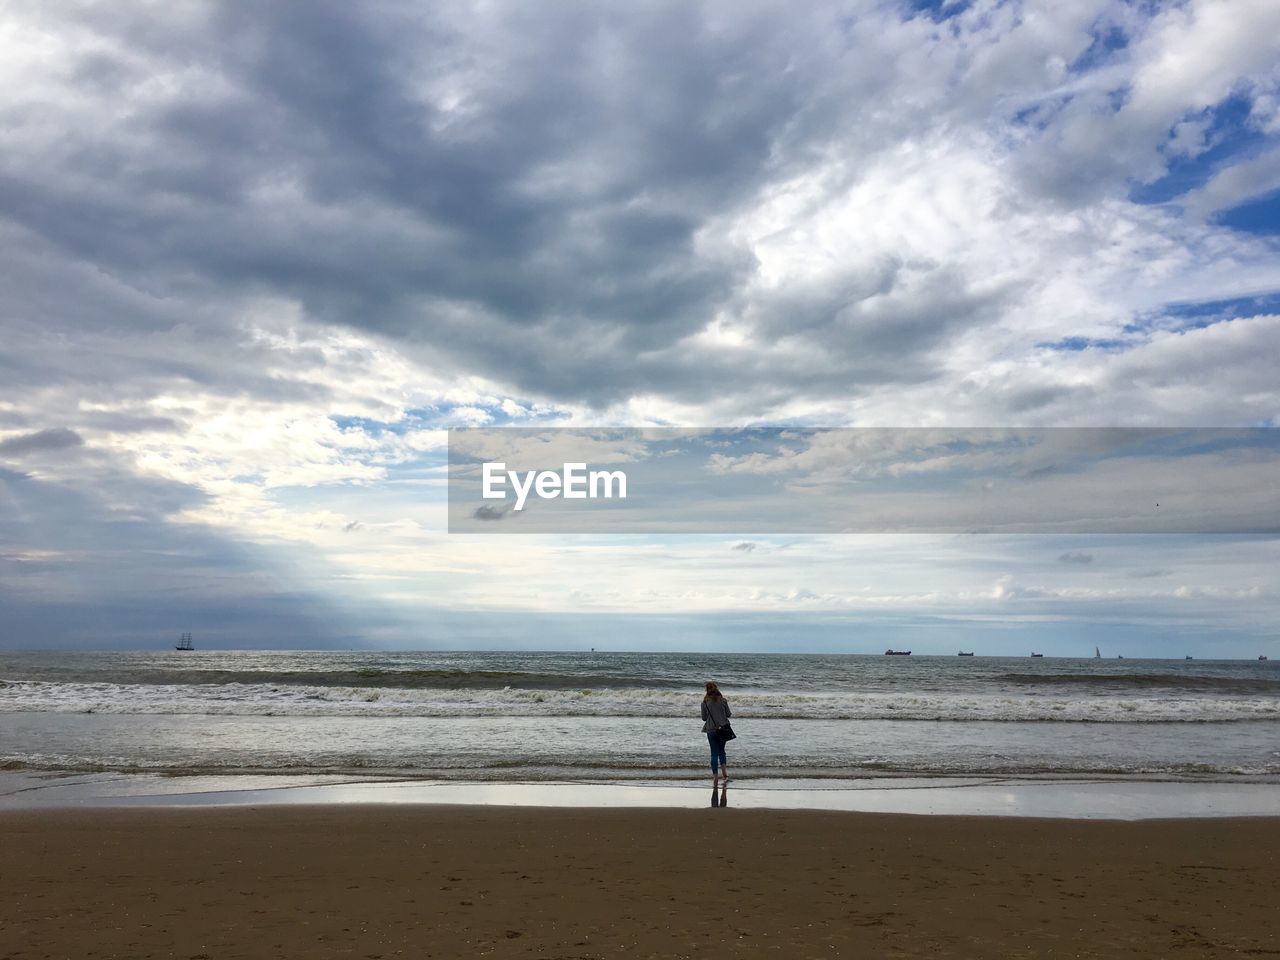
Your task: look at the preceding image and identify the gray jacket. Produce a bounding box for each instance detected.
[701,697,732,734]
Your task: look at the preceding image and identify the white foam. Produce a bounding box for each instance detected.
[3,680,1278,723]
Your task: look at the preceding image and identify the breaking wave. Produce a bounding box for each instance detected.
[3,679,1278,723]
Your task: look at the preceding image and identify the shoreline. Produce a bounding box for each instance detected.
[5,769,1280,819]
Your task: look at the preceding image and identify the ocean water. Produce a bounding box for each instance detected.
[2,650,1279,782]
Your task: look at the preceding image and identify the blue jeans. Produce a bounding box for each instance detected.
[707,732,727,774]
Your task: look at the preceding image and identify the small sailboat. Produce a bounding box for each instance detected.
[1095,646,1101,659]
[175,632,194,651]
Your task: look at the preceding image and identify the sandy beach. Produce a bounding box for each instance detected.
[2,805,1276,959]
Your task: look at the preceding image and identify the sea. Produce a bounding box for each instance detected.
[3,650,1279,783]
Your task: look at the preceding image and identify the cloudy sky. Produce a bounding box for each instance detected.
[1,0,1278,653]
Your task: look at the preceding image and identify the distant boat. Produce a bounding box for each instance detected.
[175,632,193,651]
[1262,656,1270,662]
[1186,655,1193,660]
[1117,655,1124,659]
[1095,646,1101,659]
[957,651,974,656]
[1030,652,1044,658]
[884,649,911,656]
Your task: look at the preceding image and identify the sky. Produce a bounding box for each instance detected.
[1,0,1278,654]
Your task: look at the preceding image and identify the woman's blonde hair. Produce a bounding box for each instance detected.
[704,681,722,701]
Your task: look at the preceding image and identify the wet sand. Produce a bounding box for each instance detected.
[2,805,1276,959]
[7,770,1280,818]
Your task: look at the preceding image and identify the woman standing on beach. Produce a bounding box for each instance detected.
[701,681,732,785]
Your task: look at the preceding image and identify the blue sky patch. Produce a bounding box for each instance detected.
[329,414,416,437]
[903,0,973,23]
[1037,336,1129,353]
[329,401,568,437]
[1068,22,1129,75]
[1131,95,1271,205]
[1123,291,1280,335]
[1215,188,1280,235]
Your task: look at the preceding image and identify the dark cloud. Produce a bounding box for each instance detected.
[731,541,756,552]
[0,1,1026,412]
[472,504,511,521]
[1058,551,1094,565]
[81,413,185,435]
[3,1,1276,424]
[0,428,84,456]
[0,463,353,647]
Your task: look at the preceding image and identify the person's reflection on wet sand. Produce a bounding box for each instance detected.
[719,783,728,807]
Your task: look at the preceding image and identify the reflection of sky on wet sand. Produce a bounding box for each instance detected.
[3,772,1278,820]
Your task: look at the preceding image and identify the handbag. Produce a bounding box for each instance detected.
[717,722,737,743]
